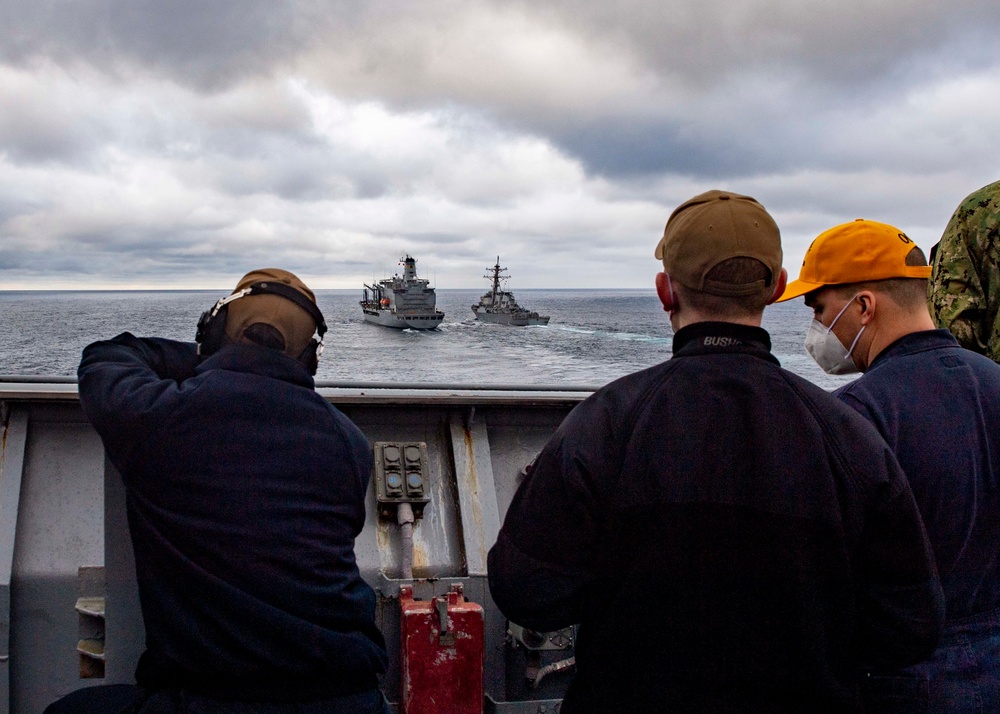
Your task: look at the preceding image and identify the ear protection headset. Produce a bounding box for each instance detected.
[195,281,327,375]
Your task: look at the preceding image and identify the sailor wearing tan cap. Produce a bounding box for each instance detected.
[50,269,390,714]
[489,191,942,713]
[780,219,1000,712]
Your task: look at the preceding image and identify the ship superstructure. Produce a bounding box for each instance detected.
[472,258,550,326]
[361,255,444,329]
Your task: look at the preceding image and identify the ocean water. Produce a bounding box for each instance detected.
[0,289,857,391]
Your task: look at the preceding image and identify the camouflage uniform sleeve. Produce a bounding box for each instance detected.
[929,180,1000,361]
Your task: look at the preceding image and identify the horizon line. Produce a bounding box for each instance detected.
[0,286,655,292]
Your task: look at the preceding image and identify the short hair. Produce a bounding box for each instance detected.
[675,257,775,319]
[829,246,929,309]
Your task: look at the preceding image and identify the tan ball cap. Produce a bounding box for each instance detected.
[654,190,782,296]
[225,268,318,356]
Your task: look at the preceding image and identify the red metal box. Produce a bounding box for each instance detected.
[400,583,484,714]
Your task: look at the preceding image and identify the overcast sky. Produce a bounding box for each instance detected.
[1,0,998,289]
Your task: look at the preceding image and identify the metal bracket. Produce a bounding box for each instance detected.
[435,594,454,646]
[484,694,563,713]
[508,623,575,651]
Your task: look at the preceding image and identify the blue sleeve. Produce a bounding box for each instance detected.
[488,395,619,631]
[854,474,945,668]
[836,415,945,668]
[833,387,945,667]
[77,333,200,469]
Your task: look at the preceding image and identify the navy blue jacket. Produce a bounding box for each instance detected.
[835,329,1000,622]
[78,334,387,701]
[489,322,943,714]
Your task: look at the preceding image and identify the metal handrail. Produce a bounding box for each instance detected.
[0,375,600,392]
[0,375,78,384]
[314,381,599,392]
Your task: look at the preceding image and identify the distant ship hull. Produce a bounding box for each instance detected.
[361,255,444,330]
[472,307,549,327]
[362,308,444,330]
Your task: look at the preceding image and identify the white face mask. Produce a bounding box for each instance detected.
[804,293,866,375]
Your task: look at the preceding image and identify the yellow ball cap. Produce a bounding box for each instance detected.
[777,219,932,302]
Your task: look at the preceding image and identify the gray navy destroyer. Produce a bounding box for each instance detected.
[361,255,444,329]
[472,258,550,326]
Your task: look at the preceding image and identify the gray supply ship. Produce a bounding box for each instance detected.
[472,258,550,326]
[361,255,444,329]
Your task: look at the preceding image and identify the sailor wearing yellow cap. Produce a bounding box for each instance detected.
[780,219,1000,713]
[779,219,933,375]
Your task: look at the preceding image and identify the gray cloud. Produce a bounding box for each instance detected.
[526,0,991,83]
[0,0,321,90]
[1,0,999,289]
[5,0,999,180]
[291,1,1000,179]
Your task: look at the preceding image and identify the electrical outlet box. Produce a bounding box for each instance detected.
[373,441,432,518]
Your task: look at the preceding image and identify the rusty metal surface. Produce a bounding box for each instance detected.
[450,411,502,577]
[356,411,465,582]
[0,407,28,707]
[399,583,484,714]
[0,388,580,713]
[11,411,104,714]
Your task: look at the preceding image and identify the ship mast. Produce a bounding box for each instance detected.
[484,257,509,306]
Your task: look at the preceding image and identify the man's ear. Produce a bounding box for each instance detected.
[857,290,877,325]
[766,268,788,305]
[655,271,677,312]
